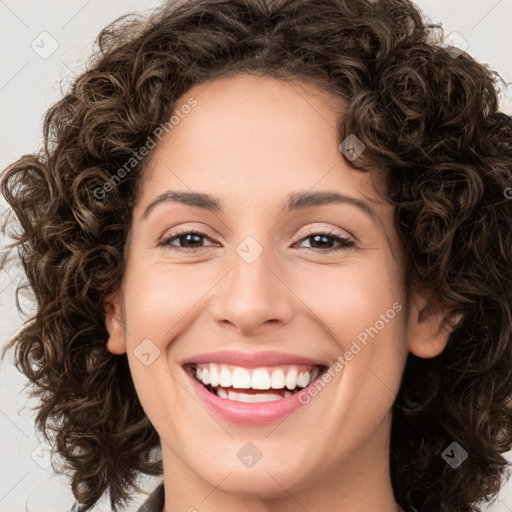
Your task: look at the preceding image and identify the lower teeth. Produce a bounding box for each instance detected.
[209,386,301,402]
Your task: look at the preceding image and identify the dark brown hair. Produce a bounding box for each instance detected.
[2,0,512,511]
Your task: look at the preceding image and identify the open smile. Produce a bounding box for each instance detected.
[185,362,324,402]
[181,352,328,426]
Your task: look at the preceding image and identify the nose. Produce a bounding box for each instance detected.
[210,241,295,336]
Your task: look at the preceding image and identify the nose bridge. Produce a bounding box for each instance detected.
[212,233,294,334]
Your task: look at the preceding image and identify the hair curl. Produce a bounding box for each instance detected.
[2,0,512,511]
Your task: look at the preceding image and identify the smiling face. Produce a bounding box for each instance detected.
[105,73,453,511]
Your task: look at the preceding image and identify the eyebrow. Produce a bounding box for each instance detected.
[141,190,377,220]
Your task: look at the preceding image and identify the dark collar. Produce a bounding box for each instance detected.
[137,482,165,512]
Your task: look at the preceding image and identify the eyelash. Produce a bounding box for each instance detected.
[158,227,355,253]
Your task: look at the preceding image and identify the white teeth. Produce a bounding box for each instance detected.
[219,367,232,388]
[232,367,251,388]
[297,371,310,388]
[193,363,322,392]
[209,364,220,387]
[202,367,210,385]
[251,368,271,389]
[231,391,283,403]
[216,387,295,402]
[270,369,286,389]
[227,390,239,401]
[216,390,294,402]
[285,368,298,390]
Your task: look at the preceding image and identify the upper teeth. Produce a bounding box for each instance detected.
[193,363,320,390]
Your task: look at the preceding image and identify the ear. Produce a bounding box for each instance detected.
[407,288,463,359]
[104,290,127,355]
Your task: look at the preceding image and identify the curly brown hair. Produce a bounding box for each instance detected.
[2,0,512,510]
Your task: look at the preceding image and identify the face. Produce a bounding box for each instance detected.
[105,73,452,507]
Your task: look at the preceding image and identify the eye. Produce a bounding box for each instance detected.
[294,229,355,253]
[158,228,217,252]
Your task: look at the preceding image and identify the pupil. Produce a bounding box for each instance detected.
[312,235,332,248]
[182,234,201,247]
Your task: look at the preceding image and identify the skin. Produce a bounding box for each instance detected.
[105,73,454,512]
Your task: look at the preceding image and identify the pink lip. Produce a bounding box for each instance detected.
[184,365,320,426]
[180,350,325,368]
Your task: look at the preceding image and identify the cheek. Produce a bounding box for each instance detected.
[296,265,407,448]
[298,259,407,403]
[296,259,402,348]
[120,263,215,406]
[122,261,216,345]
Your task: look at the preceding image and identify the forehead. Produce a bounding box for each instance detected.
[138,73,386,212]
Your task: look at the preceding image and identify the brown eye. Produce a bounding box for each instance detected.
[296,231,355,252]
[159,229,217,251]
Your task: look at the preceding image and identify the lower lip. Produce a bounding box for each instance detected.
[185,367,316,426]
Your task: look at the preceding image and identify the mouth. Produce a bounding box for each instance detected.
[184,362,327,403]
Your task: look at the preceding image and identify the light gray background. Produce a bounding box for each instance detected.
[1,1,511,511]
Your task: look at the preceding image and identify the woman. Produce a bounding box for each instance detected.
[2,0,512,511]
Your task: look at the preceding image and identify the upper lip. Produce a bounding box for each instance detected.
[181,350,327,368]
